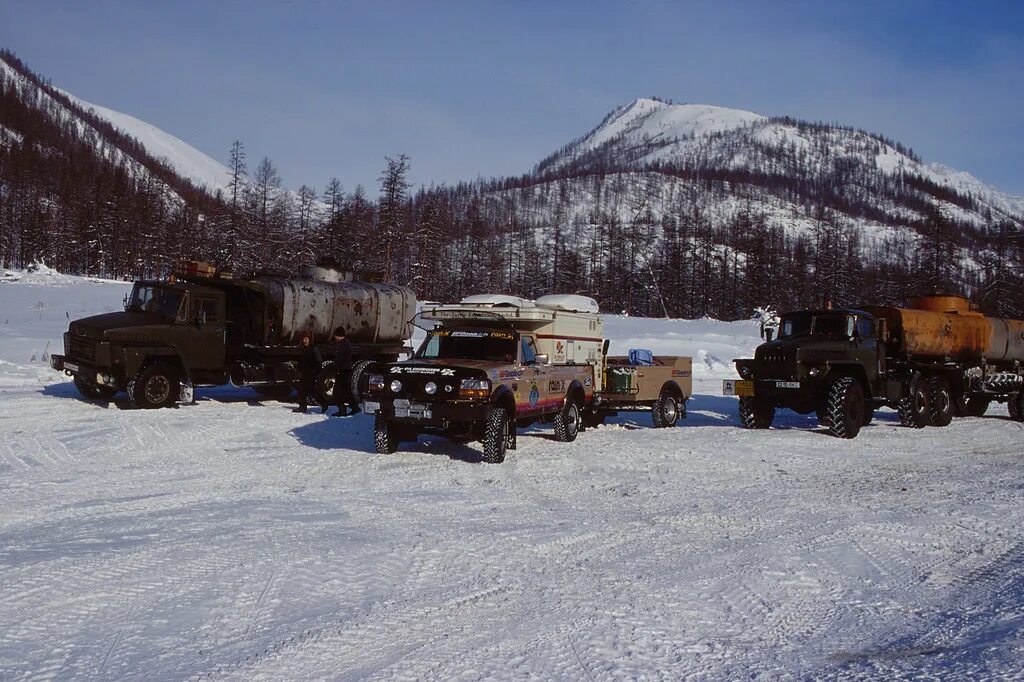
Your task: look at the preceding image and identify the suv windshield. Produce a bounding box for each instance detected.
[128,284,185,320]
[416,329,517,362]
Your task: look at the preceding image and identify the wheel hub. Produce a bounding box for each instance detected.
[145,376,170,404]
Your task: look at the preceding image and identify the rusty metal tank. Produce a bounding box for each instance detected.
[255,270,416,346]
[865,295,1024,364]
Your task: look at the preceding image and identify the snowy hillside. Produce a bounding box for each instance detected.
[2,272,1024,678]
[58,89,232,194]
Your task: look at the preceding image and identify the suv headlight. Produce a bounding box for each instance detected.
[459,378,490,398]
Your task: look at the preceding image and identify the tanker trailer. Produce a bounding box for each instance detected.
[864,295,1024,424]
[726,294,1024,439]
[50,261,417,408]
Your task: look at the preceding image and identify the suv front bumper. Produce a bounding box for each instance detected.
[363,397,489,425]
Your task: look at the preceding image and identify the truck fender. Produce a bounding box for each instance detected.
[490,385,517,415]
[123,346,184,380]
[566,379,588,408]
[823,362,870,397]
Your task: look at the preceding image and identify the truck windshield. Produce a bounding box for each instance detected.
[128,285,185,320]
[778,313,852,339]
[778,313,813,338]
[416,329,517,362]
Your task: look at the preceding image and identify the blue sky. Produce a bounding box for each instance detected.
[2,1,1022,194]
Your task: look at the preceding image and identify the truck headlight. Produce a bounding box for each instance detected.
[739,365,752,379]
[368,373,385,392]
[808,366,822,377]
[459,378,490,398]
[424,381,438,395]
[390,379,403,393]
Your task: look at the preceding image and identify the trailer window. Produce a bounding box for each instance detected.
[416,329,517,362]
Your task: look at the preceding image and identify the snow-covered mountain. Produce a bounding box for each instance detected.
[535,97,1024,230]
[56,89,232,195]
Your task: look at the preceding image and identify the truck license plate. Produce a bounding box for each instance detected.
[775,381,800,389]
[723,379,754,396]
[65,362,79,373]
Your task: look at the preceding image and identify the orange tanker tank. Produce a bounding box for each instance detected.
[864,295,1024,365]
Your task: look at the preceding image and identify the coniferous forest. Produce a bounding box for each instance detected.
[3,51,1023,320]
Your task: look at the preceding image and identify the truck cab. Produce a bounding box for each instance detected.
[725,308,888,438]
[51,280,227,408]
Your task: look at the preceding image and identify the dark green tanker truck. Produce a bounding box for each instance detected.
[50,261,416,408]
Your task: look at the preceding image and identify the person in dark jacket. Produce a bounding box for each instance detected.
[294,333,323,413]
[330,326,359,417]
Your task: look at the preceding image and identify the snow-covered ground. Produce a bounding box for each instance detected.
[2,273,1023,680]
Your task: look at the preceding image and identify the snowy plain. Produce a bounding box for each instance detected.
[1,271,1023,680]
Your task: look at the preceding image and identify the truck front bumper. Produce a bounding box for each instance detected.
[50,355,120,388]
[723,378,826,410]
[362,398,488,426]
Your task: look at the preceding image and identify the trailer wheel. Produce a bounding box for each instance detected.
[824,377,864,439]
[897,378,930,428]
[738,397,774,429]
[962,396,990,417]
[374,415,400,454]
[74,375,117,401]
[1009,392,1024,422]
[482,406,510,463]
[553,398,582,442]
[927,376,954,427]
[652,390,680,428]
[128,362,180,409]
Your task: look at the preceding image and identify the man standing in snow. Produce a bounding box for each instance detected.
[293,332,323,414]
[330,326,358,417]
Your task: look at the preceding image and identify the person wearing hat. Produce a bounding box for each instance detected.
[330,326,358,416]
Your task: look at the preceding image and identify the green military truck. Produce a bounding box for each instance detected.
[50,261,416,408]
[724,295,1024,438]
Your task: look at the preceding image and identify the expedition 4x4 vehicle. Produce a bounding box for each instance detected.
[362,294,694,462]
[362,295,600,462]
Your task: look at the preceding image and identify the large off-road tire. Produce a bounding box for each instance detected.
[482,406,510,464]
[738,396,774,429]
[962,396,991,417]
[128,362,180,409]
[928,376,954,427]
[823,377,865,439]
[553,398,582,442]
[74,375,117,401]
[898,377,930,428]
[350,360,374,402]
[374,415,400,454]
[651,390,681,428]
[1008,392,1024,422]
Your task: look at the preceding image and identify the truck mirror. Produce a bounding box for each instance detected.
[759,322,766,340]
[534,353,549,365]
[764,328,774,342]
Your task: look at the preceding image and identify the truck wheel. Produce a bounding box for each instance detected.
[74,375,117,401]
[738,397,774,429]
[482,406,510,463]
[898,379,930,428]
[824,377,864,439]
[350,360,374,401]
[374,415,400,454]
[314,364,335,406]
[1009,392,1024,422]
[553,398,582,442]
[651,391,680,428]
[128,362,180,409]
[928,376,954,427]
[963,396,990,417]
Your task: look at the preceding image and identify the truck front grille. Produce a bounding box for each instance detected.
[68,335,96,362]
[755,348,794,380]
